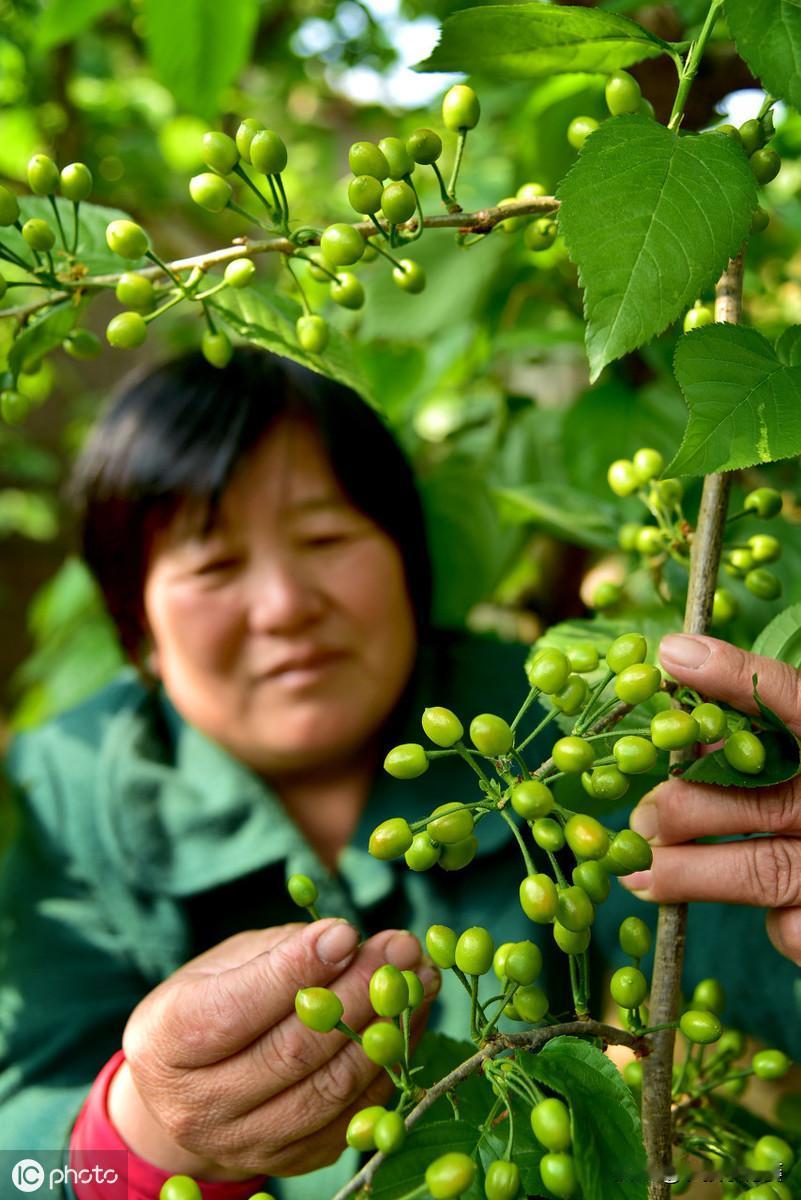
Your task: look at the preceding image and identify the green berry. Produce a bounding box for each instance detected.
[683,303,714,332]
[752,1135,794,1172]
[553,921,590,955]
[635,526,663,557]
[619,916,651,958]
[650,477,684,508]
[723,730,765,775]
[442,85,480,131]
[377,136,414,180]
[603,828,653,873]
[605,71,642,116]
[566,644,599,673]
[552,675,590,715]
[384,743,429,779]
[22,218,55,251]
[532,818,565,852]
[739,118,766,155]
[392,258,425,293]
[556,885,595,932]
[0,390,29,424]
[691,978,725,1015]
[526,646,571,694]
[425,1152,476,1199]
[744,487,783,518]
[201,330,233,369]
[470,713,513,756]
[27,153,59,195]
[190,171,232,212]
[517,181,547,201]
[606,632,647,673]
[691,703,727,743]
[159,1177,202,1200]
[619,523,642,552]
[752,1049,790,1079]
[590,581,622,609]
[493,943,513,979]
[296,314,329,353]
[406,128,442,164]
[607,458,639,497]
[0,184,20,225]
[552,736,594,773]
[613,735,657,775]
[361,1021,404,1066]
[224,258,256,288]
[515,983,549,1021]
[650,710,699,751]
[250,130,288,175]
[346,1105,386,1151]
[582,765,629,802]
[422,706,463,747]
[750,205,770,234]
[623,1060,643,1090]
[745,567,782,600]
[572,860,610,903]
[405,831,440,871]
[428,802,474,845]
[524,217,558,251]
[539,1152,577,1199]
[711,587,738,626]
[484,1159,521,1200]
[504,940,543,986]
[369,817,413,860]
[748,533,781,563]
[751,147,781,184]
[610,965,647,1008]
[426,924,457,968]
[531,1097,571,1151]
[564,814,609,860]
[511,780,553,820]
[330,271,365,310]
[403,970,425,1009]
[349,141,389,180]
[567,116,599,151]
[369,964,409,1018]
[321,224,364,267]
[60,162,92,202]
[381,180,416,224]
[439,835,478,871]
[632,446,664,484]
[115,272,156,311]
[235,117,264,162]
[679,1009,721,1044]
[717,1028,745,1058]
[348,174,383,215]
[106,218,149,258]
[519,873,558,923]
[614,663,661,705]
[202,131,239,174]
[374,1110,406,1155]
[106,311,148,349]
[455,926,494,976]
[295,986,343,1032]
[287,874,318,907]
[63,329,102,360]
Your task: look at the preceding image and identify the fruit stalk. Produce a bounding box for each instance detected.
[640,249,744,1200]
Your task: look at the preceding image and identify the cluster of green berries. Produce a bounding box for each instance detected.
[0,154,93,263]
[158,1178,275,1200]
[717,114,782,189]
[425,924,550,1024]
[496,181,557,252]
[531,1095,578,1199]
[566,69,654,152]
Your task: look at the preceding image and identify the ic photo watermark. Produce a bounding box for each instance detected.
[2,1150,128,1196]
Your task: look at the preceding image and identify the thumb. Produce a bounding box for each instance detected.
[659,634,801,736]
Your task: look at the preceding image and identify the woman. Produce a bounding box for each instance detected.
[0,347,554,1200]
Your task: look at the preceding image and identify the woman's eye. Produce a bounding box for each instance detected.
[196,558,240,575]
[303,533,349,547]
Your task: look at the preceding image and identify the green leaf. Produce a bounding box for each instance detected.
[0,489,58,540]
[752,603,801,667]
[412,1033,495,1129]
[370,1119,484,1200]
[556,117,757,382]
[416,4,670,77]
[524,1035,648,1200]
[725,0,801,113]
[493,482,620,549]
[775,325,801,366]
[8,301,79,382]
[213,285,375,408]
[36,0,118,49]
[143,0,259,119]
[668,324,801,476]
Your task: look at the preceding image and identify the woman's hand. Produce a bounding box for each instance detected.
[111,919,437,1179]
[620,634,801,967]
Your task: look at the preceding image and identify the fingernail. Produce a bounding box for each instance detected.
[316,921,360,965]
[620,870,653,895]
[660,634,711,670]
[418,964,441,996]
[629,802,659,844]
[385,930,422,969]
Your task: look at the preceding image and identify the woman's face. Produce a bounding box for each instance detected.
[142,416,419,778]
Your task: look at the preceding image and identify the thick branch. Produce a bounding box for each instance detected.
[331,1021,648,1200]
[641,249,744,1200]
[0,196,559,320]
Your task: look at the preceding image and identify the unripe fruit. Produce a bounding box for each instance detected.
[224,258,256,288]
[606,632,647,672]
[526,646,571,694]
[202,131,239,174]
[632,446,664,484]
[296,314,329,353]
[426,924,457,968]
[250,130,288,175]
[553,921,590,955]
[750,205,770,234]
[115,272,156,311]
[553,675,590,716]
[567,116,598,150]
[552,736,594,773]
[381,180,416,224]
[613,735,657,774]
[650,709,699,751]
[524,217,557,251]
[60,162,93,202]
[605,71,642,116]
[532,818,565,852]
[635,526,663,557]
[619,916,651,958]
[679,1009,722,1044]
[287,873,318,907]
[511,780,553,820]
[321,224,365,267]
[723,730,765,775]
[349,141,389,180]
[739,118,766,155]
[405,831,440,871]
[368,817,413,860]
[469,713,513,756]
[539,1152,577,1199]
[295,986,343,1032]
[504,940,543,986]
[455,926,494,975]
[369,964,409,1017]
[330,272,365,310]
[406,128,442,164]
[106,311,148,349]
[442,84,480,131]
[566,643,599,672]
[531,1097,571,1151]
[201,330,233,370]
[27,153,59,195]
[683,303,713,332]
[422,706,463,747]
[425,1152,476,1199]
[0,184,20,225]
[235,117,264,161]
[384,743,429,778]
[348,174,383,215]
[748,533,781,563]
[484,1159,521,1200]
[590,580,622,609]
[744,487,782,518]
[514,983,549,1021]
[106,219,149,258]
[516,181,547,201]
[752,1134,794,1172]
[556,885,595,932]
[63,329,103,360]
[615,663,661,705]
[572,860,610,903]
[745,567,782,600]
[392,258,425,293]
[691,977,725,1015]
[0,390,29,424]
[403,970,425,1010]
[378,136,414,180]
[160,1177,202,1200]
[346,1105,386,1151]
[428,802,474,845]
[564,814,609,860]
[610,965,647,1008]
[751,147,781,184]
[362,1021,404,1066]
[582,764,629,802]
[439,835,478,871]
[373,1110,406,1155]
[650,477,683,507]
[519,873,558,923]
[752,1048,790,1079]
[607,458,639,496]
[711,587,738,626]
[603,829,653,873]
[623,1060,643,1089]
[22,219,55,251]
[691,702,727,743]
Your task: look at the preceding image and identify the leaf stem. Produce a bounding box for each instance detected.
[667,0,725,132]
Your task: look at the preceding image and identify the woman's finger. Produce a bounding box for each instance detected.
[765,907,801,966]
[658,635,801,735]
[629,776,801,846]
[619,837,801,908]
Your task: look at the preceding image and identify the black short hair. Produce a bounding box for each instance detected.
[68,347,433,682]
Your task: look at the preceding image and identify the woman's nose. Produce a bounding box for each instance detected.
[246,553,327,634]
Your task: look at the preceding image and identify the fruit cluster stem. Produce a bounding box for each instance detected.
[640,248,744,1200]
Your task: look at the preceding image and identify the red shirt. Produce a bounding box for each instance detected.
[69,1050,271,1199]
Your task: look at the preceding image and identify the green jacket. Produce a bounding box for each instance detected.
[1,631,799,1200]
